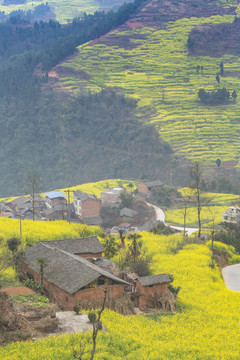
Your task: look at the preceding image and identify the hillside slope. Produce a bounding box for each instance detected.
[50,0,240,171]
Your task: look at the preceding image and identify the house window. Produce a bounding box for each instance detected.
[66,296,68,302]
[98,278,105,285]
[149,284,153,288]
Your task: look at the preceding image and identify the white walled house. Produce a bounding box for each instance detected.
[222,206,240,224]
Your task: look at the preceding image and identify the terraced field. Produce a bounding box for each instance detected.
[52,0,240,169]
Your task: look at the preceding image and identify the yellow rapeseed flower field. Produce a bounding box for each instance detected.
[0,227,240,359]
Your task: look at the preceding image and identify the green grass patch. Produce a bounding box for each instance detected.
[11,293,49,307]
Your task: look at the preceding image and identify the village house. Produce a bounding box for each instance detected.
[137,180,164,195]
[74,190,102,224]
[222,206,240,224]
[6,196,32,213]
[42,204,68,221]
[22,236,175,312]
[0,203,14,218]
[45,192,67,208]
[101,188,123,207]
[23,238,130,310]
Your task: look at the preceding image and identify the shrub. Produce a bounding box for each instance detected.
[88,312,96,324]
[73,303,81,315]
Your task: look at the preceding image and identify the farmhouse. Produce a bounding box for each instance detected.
[137,180,164,195]
[23,240,130,310]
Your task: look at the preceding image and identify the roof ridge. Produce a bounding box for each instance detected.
[46,246,129,285]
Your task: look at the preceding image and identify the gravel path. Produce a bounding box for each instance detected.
[57,312,93,333]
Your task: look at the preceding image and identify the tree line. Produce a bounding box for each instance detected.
[0,0,145,99]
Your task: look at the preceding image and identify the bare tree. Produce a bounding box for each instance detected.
[118,229,126,248]
[72,333,88,360]
[181,188,194,236]
[190,162,213,238]
[128,233,142,264]
[90,288,107,360]
[208,207,217,268]
[26,172,41,221]
[37,257,48,287]
[190,162,203,238]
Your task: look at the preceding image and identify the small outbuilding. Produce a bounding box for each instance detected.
[136,274,172,309]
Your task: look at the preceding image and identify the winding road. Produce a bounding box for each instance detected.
[148,202,198,236]
[222,264,240,292]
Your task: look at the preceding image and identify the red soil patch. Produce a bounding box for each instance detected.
[125,21,143,28]
[0,287,35,295]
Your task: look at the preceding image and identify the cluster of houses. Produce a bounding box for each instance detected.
[23,236,175,312]
[0,181,164,231]
[2,192,68,221]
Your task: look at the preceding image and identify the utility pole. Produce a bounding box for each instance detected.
[19,210,22,248]
[64,189,74,223]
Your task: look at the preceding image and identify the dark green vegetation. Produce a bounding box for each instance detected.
[1,0,240,196]
[0,89,175,196]
[215,222,240,253]
[198,88,233,105]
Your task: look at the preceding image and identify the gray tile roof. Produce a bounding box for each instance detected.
[0,203,13,212]
[144,180,164,188]
[40,236,105,255]
[138,274,171,286]
[120,207,138,218]
[25,243,129,294]
[8,196,32,210]
[74,190,97,202]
